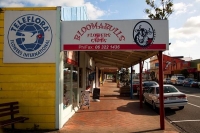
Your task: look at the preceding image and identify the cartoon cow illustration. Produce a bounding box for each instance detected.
[134,25,153,47]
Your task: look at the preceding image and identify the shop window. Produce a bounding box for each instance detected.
[79,68,82,88]
[72,67,78,108]
[63,65,71,109]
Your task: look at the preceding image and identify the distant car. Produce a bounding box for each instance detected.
[190,80,199,88]
[183,79,197,87]
[182,78,194,85]
[163,78,171,84]
[132,81,140,92]
[143,84,188,110]
[170,75,185,85]
[137,81,158,96]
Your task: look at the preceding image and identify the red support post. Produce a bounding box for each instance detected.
[158,51,165,130]
[139,59,143,108]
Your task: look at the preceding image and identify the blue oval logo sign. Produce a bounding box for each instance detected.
[7,14,52,59]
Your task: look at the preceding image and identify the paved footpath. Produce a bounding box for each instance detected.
[58,80,181,133]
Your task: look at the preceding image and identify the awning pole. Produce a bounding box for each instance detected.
[130,65,133,99]
[139,59,143,108]
[158,51,165,130]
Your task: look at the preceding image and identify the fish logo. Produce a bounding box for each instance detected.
[7,14,52,59]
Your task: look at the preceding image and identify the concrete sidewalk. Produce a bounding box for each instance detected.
[59,80,180,133]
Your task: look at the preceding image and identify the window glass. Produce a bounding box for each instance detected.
[178,77,184,80]
[72,67,78,108]
[164,86,178,93]
[156,86,178,93]
[63,64,71,109]
[148,88,154,93]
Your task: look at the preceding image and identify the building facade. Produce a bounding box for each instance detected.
[0,6,102,130]
[150,54,200,80]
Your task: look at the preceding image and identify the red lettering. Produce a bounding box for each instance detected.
[119,35,125,41]
[86,24,91,30]
[99,23,104,29]
[113,28,119,33]
[90,22,98,29]
[74,34,80,41]
[81,27,87,35]
[77,31,83,36]
[74,22,125,41]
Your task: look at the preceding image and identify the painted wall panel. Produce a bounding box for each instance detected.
[16,122,55,130]
[28,107,55,115]
[0,75,55,82]
[0,28,3,34]
[0,7,57,129]
[0,21,3,26]
[0,42,3,50]
[27,115,55,122]
[0,66,55,74]
[0,36,3,42]
[0,83,55,91]
[0,51,2,58]
[0,60,56,66]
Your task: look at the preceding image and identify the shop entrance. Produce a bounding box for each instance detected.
[60,19,169,129]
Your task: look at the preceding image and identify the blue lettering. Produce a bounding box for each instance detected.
[27,16,31,22]
[17,20,23,26]
[35,18,41,24]
[14,23,19,29]
[22,17,26,23]
[10,40,23,55]
[10,27,16,31]
[31,16,35,22]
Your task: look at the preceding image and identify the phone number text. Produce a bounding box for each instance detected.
[79,45,121,50]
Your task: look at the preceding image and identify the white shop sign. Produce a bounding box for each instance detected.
[3,11,57,63]
[61,20,169,51]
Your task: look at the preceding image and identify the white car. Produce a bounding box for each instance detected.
[143,84,188,110]
[163,78,171,84]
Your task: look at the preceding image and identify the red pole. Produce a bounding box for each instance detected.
[139,59,143,108]
[158,51,165,129]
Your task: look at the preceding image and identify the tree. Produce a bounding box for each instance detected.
[145,0,174,20]
[120,68,130,86]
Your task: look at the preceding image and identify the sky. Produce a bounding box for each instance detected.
[1,0,200,72]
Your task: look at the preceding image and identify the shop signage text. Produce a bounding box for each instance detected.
[74,22,125,43]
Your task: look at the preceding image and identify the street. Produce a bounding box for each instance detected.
[165,85,200,133]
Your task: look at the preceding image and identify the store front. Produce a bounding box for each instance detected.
[1,6,169,130]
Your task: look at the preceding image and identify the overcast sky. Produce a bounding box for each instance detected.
[1,0,200,72]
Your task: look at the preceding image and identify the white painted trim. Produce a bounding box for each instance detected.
[55,6,61,129]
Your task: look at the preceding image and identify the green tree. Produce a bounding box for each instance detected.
[145,0,174,19]
[120,68,130,86]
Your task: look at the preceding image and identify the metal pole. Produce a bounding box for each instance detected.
[158,51,165,130]
[147,62,149,79]
[139,60,143,108]
[145,60,149,80]
[130,65,133,99]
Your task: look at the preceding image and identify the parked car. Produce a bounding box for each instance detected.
[132,81,140,92]
[182,78,194,85]
[183,79,197,87]
[170,75,185,85]
[137,81,158,96]
[163,78,171,84]
[190,80,199,88]
[143,84,188,110]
